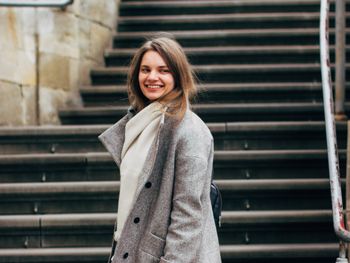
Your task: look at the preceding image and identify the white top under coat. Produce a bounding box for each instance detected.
[114,102,164,241]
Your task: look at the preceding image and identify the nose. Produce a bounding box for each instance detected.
[147,70,159,81]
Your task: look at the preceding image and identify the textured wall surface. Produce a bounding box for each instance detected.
[0,0,119,125]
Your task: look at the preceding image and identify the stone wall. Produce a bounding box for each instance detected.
[0,0,119,126]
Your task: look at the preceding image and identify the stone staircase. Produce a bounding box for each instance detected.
[0,0,349,262]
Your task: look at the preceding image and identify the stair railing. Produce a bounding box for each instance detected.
[320,0,350,262]
[0,0,73,7]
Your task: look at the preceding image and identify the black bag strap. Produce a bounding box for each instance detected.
[210,169,222,228]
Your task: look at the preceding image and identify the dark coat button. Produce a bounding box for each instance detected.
[123,252,128,259]
[133,217,140,224]
[145,182,152,188]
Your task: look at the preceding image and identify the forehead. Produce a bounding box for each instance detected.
[140,50,168,67]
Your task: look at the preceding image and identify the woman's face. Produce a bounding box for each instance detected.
[138,50,175,102]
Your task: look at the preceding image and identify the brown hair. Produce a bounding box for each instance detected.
[126,34,197,120]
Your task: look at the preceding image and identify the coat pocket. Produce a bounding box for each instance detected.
[139,232,165,260]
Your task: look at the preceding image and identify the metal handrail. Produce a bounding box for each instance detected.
[0,0,73,7]
[320,0,350,261]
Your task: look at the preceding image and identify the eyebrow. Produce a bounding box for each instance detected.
[140,65,169,68]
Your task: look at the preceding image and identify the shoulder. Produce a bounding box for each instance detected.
[99,114,128,139]
[179,110,212,139]
[98,107,135,140]
[172,110,213,158]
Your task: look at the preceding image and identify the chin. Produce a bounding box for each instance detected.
[147,96,161,101]
[144,92,164,101]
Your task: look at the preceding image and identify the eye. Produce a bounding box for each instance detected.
[140,68,150,73]
[160,68,170,73]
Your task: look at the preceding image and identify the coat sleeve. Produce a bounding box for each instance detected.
[160,138,213,263]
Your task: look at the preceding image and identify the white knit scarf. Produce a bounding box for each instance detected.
[114,102,164,241]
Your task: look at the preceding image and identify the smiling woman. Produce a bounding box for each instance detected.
[99,35,221,263]
[138,50,175,102]
[126,35,197,120]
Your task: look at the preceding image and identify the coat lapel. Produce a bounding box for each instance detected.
[98,109,134,167]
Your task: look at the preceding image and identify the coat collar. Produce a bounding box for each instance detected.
[98,106,172,168]
[98,107,134,167]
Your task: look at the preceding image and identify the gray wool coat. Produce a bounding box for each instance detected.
[98,107,221,263]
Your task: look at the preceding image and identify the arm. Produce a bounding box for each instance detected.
[160,142,213,263]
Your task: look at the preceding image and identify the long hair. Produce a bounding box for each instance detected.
[126,35,197,120]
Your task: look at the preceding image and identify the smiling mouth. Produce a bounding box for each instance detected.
[146,85,163,89]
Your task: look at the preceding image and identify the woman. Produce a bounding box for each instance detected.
[99,35,221,263]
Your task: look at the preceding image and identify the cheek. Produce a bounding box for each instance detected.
[138,73,145,86]
[166,76,175,89]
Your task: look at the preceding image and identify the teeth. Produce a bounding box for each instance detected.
[147,85,162,89]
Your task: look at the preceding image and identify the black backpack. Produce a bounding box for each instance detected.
[210,181,222,228]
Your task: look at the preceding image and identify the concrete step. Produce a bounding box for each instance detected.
[0,247,109,263]
[113,28,350,48]
[0,244,338,263]
[0,178,343,214]
[119,0,329,16]
[81,82,350,106]
[0,210,336,248]
[220,209,337,244]
[0,125,107,155]
[0,152,115,183]
[0,213,115,249]
[104,45,350,66]
[0,149,346,183]
[218,178,344,211]
[90,63,350,85]
[208,149,346,180]
[0,121,347,154]
[117,12,349,32]
[213,121,347,151]
[220,243,338,263]
[59,102,350,124]
[0,181,119,215]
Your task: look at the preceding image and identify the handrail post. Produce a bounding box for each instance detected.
[338,241,348,262]
[335,0,347,121]
[320,0,350,261]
